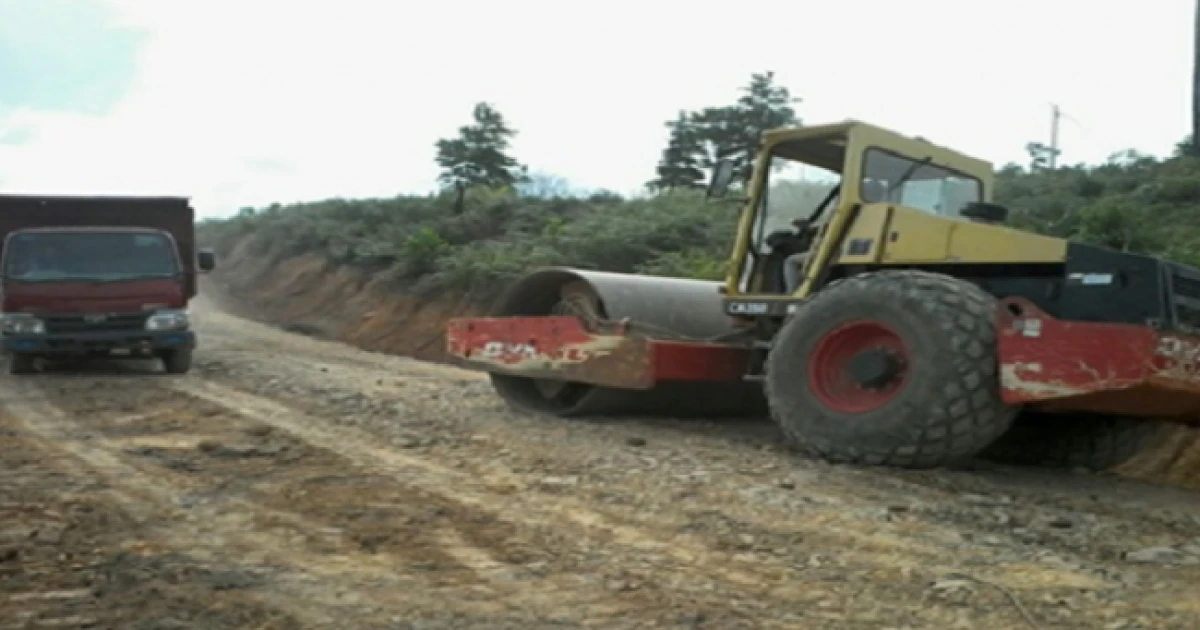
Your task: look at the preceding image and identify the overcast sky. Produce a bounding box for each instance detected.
[0,0,1193,218]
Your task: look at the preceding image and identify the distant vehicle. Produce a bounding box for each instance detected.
[0,194,215,375]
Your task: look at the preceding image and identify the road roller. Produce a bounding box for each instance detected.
[446,119,1200,470]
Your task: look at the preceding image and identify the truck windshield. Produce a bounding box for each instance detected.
[3,231,179,282]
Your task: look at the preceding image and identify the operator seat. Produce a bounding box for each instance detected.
[764,221,806,293]
[781,181,887,294]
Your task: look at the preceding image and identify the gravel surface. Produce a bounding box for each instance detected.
[1,294,1198,629]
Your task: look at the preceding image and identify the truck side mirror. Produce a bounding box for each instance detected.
[706,159,735,199]
[197,248,216,272]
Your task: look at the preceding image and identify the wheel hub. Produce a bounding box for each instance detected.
[846,348,905,390]
[807,319,911,414]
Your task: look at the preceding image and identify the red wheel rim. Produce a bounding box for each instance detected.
[807,319,909,413]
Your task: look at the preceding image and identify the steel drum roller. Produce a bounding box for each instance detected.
[485,267,767,417]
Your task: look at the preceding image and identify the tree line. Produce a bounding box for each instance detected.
[432,72,800,209]
[211,90,1200,305]
[430,70,1200,271]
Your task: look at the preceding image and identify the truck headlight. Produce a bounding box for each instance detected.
[146,310,190,331]
[0,314,46,335]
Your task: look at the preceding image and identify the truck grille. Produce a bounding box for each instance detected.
[43,313,150,334]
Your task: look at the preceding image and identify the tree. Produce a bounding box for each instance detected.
[696,72,800,185]
[648,72,801,192]
[435,102,527,213]
[647,111,707,192]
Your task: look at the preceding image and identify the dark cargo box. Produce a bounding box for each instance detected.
[0,194,198,297]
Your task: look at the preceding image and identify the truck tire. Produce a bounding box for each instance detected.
[162,349,193,375]
[764,270,1018,469]
[981,411,1166,471]
[8,353,35,375]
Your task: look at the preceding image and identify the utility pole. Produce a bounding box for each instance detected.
[1048,103,1062,169]
[1025,104,1064,171]
[1193,0,1199,154]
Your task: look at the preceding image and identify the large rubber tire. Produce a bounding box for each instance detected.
[8,353,35,375]
[765,270,1019,468]
[162,349,193,375]
[982,411,1166,471]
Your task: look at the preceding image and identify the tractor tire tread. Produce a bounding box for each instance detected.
[983,412,1166,471]
[765,270,1017,469]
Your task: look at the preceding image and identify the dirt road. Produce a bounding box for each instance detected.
[2,294,1199,629]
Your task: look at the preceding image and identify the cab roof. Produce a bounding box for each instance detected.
[762,120,994,184]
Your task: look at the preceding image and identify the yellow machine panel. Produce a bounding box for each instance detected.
[945,218,1068,263]
[877,208,952,263]
[879,206,1068,265]
[836,203,891,264]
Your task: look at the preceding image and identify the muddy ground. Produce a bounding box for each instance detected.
[1,293,1199,629]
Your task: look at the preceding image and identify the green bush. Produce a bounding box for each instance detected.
[199,189,741,300]
[199,148,1200,301]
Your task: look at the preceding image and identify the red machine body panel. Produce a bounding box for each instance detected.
[447,297,1200,425]
[997,297,1200,421]
[445,316,751,389]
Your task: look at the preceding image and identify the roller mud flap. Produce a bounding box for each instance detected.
[997,297,1200,423]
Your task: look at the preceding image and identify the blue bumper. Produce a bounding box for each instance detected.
[2,329,195,355]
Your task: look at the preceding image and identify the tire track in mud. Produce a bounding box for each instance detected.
[171,378,949,576]
[1,405,326,627]
[184,354,1197,575]
[163,378,841,622]
[0,381,479,628]
[175,363,1200,629]
[0,412,297,630]
[188,285,1200,627]
[209,307,1200,623]
[11,377,807,629]
[27,367,1091,628]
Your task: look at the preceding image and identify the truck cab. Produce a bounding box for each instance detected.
[0,195,215,375]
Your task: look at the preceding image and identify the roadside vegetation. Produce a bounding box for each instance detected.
[199,72,1200,301]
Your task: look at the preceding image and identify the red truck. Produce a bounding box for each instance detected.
[0,194,215,375]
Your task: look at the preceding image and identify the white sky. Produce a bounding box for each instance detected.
[0,0,1193,218]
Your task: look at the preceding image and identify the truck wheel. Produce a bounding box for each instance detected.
[8,353,35,375]
[982,411,1166,471]
[765,270,1018,469]
[162,349,193,375]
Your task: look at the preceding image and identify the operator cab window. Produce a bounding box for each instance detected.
[861,148,981,218]
[752,142,842,256]
[742,138,844,294]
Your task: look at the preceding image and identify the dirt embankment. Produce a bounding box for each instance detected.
[207,237,482,363]
[207,236,1200,491]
